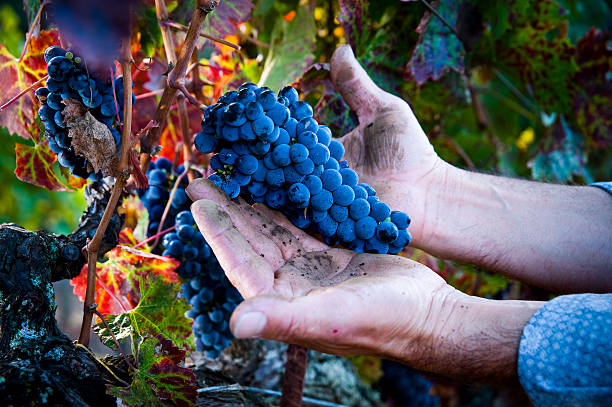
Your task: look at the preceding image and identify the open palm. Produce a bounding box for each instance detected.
[186,179,452,359]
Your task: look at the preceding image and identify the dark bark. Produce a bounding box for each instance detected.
[0,180,124,406]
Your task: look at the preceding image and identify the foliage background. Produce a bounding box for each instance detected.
[0,0,611,405]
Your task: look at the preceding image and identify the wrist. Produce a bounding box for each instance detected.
[407,290,543,382]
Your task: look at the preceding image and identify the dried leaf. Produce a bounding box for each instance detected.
[63,98,119,177]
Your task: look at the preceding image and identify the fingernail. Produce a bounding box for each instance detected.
[233,312,267,338]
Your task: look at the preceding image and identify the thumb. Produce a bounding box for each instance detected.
[330,44,389,121]
[229,295,314,342]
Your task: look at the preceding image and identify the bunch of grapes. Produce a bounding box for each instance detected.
[194,83,412,254]
[35,45,131,179]
[140,158,242,357]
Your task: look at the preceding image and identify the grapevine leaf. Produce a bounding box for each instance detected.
[58,165,89,190]
[492,0,577,114]
[529,117,588,182]
[408,0,465,85]
[298,63,358,137]
[14,140,71,191]
[202,0,254,39]
[70,229,180,316]
[337,0,369,55]
[135,5,164,58]
[573,28,612,148]
[93,271,192,351]
[0,29,59,140]
[108,334,197,407]
[340,1,422,95]
[258,6,316,92]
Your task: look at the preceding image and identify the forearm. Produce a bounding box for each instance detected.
[399,291,543,383]
[413,163,612,293]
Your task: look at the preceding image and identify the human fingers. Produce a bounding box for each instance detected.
[190,198,274,298]
[330,45,410,123]
[252,204,328,253]
[187,179,286,269]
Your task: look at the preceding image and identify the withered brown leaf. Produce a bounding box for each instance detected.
[63,98,119,177]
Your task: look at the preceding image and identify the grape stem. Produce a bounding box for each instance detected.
[139,0,217,172]
[78,35,134,347]
[0,74,48,111]
[18,0,50,63]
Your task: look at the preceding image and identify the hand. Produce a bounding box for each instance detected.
[186,179,542,382]
[187,179,451,357]
[330,45,449,244]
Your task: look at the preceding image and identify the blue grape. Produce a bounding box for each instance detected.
[333,185,355,206]
[330,204,349,223]
[236,154,258,175]
[355,216,377,240]
[290,143,309,163]
[376,221,399,243]
[287,183,310,208]
[303,175,322,195]
[350,198,371,220]
[297,131,318,148]
[321,169,342,192]
[391,211,411,229]
[310,189,334,211]
[309,143,330,166]
[370,201,391,222]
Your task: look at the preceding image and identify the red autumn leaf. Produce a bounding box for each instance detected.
[70,228,180,316]
[14,140,73,191]
[109,334,197,407]
[0,30,60,141]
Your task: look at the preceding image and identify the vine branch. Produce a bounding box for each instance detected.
[139,0,217,172]
[78,36,134,347]
[160,20,241,50]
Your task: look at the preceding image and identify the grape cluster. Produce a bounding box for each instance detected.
[194,83,411,254]
[139,158,242,357]
[36,45,130,179]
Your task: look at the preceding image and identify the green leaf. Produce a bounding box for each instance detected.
[573,28,612,148]
[108,334,197,407]
[94,273,193,351]
[337,0,369,55]
[529,117,589,182]
[258,5,316,92]
[489,0,578,114]
[136,6,163,57]
[408,0,465,85]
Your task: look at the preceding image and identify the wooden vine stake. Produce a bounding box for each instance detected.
[281,344,309,407]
